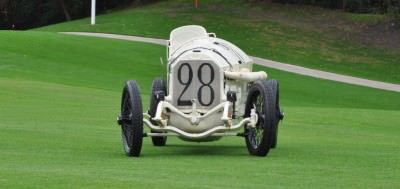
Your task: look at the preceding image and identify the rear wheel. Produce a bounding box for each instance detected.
[244,80,276,156]
[148,78,167,146]
[120,80,143,157]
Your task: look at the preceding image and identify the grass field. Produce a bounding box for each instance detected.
[1,31,400,188]
[37,0,400,84]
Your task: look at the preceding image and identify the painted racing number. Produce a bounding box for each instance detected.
[176,63,216,106]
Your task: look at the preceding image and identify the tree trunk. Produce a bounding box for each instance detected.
[342,0,347,11]
[58,0,71,21]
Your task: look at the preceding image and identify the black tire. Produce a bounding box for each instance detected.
[267,80,281,149]
[244,80,276,156]
[148,78,167,146]
[120,80,143,157]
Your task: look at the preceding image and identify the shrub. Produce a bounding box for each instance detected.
[388,0,400,27]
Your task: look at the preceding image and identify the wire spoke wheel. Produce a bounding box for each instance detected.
[120,80,143,157]
[121,95,133,148]
[249,93,266,149]
[244,80,276,156]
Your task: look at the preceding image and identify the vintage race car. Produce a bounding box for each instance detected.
[117,25,283,157]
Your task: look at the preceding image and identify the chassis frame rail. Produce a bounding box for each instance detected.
[142,115,251,139]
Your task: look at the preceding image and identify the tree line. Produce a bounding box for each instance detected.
[248,0,400,23]
[1,0,399,30]
[0,0,156,29]
[247,0,398,12]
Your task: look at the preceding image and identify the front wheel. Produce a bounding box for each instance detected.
[119,80,143,157]
[244,80,276,156]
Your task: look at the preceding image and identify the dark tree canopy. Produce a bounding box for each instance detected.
[246,0,400,24]
[247,0,400,13]
[0,0,157,29]
[0,0,399,29]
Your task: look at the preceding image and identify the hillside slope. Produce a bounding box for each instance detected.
[38,0,400,84]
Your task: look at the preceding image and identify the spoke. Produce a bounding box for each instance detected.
[122,95,131,116]
[124,127,129,143]
[252,96,263,114]
[251,131,257,147]
[248,127,264,148]
[256,128,262,144]
[248,128,255,147]
[256,95,264,114]
[126,99,132,112]
[248,93,265,148]
[122,125,128,143]
[121,93,134,147]
[258,114,265,127]
[247,90,268,149]
[254,130,258,145]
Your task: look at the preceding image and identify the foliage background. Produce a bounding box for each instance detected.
[1,0,400,30]
[0,0,157,29]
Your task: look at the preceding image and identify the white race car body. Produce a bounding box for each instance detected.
[144,25,266,140]
[118,25,282,156]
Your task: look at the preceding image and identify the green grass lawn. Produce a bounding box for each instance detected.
[37,0,400,84]
[1,31,399,188]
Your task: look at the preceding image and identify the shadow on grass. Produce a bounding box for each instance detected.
[141,143,249,157]
[108,141,287,158]
[109,144,286,159]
